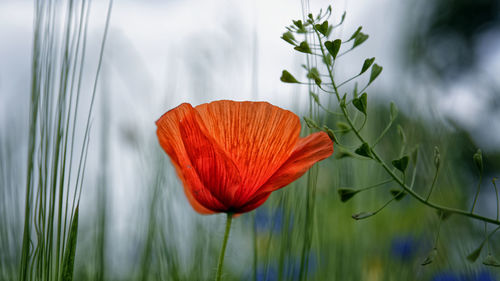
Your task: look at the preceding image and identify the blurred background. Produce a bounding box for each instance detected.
[1,0,500,280]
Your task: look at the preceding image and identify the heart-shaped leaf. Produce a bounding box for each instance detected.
[352,93,367,115]
[355,143,372,158]
[294,41,312,54]
[280,70,299,83]
[315,20,329,36]
[281,31,297,46]
[353,32,369,48]
[369,64,383,84]
[360,57,375,74]
[325,39,341,59]
[392,156,409,173]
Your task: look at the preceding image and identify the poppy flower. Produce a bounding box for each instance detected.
[156,100,333,215]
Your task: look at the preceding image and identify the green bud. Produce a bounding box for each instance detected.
[434,146,440,170]
[303,116,319,129]
[352,211,375,220]
[323,126,337,143]
[473,149,483,173]
[390,102,398,120]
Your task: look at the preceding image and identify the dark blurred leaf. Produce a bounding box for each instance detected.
[280,70,299,83]
[352,93,367,115]
[483,254,500,267]
[338,188,359,202]
[390,189,407,201]
[436,209,452,221]
[355,143,372,158]
[360,58,375,74]
[294,41,312,54]
[467,242,485,263]
[392,156,409,173]
[421,248,437,266]
[325,39,341,59]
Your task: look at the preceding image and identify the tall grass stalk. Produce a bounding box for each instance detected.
[17,0,113,280]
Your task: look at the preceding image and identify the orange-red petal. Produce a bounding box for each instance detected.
[178,111,242,209]
[194,100,301,207]
[256,131,333,194]
[156,103,229,213]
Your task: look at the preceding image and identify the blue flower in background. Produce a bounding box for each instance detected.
[472,271,496,281]
[254,208,284,233]
[391,236,418,261]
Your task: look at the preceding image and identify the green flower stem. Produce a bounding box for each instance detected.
[311,28,500,226]
[215,213,233,281]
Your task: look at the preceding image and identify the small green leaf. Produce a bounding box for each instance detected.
[411,145,419,166]
[352,93,367,115]
[352,211,375,220]
[392,156,409,173]
[310,92,320,105]
[280,70,299,83]
[336,121,350,132]
[473,149,483,173]
[360,57,375,74]
[324,39,341,59]
[348,26,362,41]
[483,254,500,267]
[307,67,321,86]
[303,116,319,129]
[294,41,312,54]
[390,102,398,120]
[421,248,437,266]
[338,188,359,202]
[323,126,337,143]
[467,242,485,262]
[61,207,80,281]
[293,20,303,29]
[314,20,329,36]
[340,93,347,108]
[390,189,407,201]
[335,148,355,159]
[355,143,372,158]
[281,31,297,46]
[339,11,346,25]
[353,32,369,48]
[369,64,383,84]
[397,125,406,144]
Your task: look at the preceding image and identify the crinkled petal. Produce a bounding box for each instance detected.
[195,100,301,207]
[156,103,229,213]
[179,111,242,209]
[256,131,333,194]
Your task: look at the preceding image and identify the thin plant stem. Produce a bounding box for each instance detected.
[471,173,483,213]
[425,165,440,202]
[215,213,233,281]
